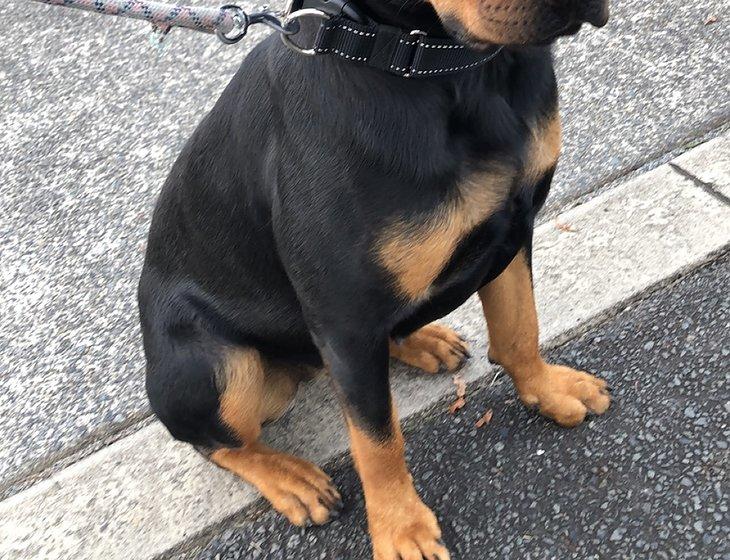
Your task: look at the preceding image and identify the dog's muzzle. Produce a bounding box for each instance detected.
[555,0,609,29]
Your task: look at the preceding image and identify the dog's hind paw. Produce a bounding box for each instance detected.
[212,445,343,527]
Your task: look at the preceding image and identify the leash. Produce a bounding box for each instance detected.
[30,0,503,78]
[29,0,291,43]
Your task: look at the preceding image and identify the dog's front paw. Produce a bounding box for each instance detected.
[517,364,611,427]
[390,323,470,374]
[368,491,450,560]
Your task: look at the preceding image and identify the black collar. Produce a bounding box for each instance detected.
[282,0,503,78]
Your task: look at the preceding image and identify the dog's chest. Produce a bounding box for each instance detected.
[375,112,561,303]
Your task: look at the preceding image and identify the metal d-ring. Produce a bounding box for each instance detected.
[280,8,331,56]
[216,4,250,44]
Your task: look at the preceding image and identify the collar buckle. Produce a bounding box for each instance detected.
[402,29,426,78]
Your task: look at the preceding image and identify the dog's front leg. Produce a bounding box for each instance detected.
[322,333,450,560]
[478,249,611,427]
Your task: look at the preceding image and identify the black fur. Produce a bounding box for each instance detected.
[139,0,563,446]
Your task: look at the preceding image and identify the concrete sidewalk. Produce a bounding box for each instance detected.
[1,135,728,560]
[0,0,728,500]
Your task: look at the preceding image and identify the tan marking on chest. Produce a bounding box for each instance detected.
[376,166,514,301]
[523,112,562,185]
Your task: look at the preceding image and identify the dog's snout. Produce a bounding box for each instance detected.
[576,0,610,28]
[548,0,609,28]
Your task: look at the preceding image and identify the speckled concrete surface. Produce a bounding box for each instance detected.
[0,0,727,494]
[190,253,730,560]
[552,0,729,212]
[0,0,268,491]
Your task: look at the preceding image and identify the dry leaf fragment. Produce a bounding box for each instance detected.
[453,373,467,399]
[447,374,468,415]
[475,408,494,428]
[448,397,466,415]
[704,15,718,25]
[555,221,577,233]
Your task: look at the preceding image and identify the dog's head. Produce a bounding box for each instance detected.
[425,0,609,47]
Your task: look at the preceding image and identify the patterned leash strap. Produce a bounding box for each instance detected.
[28,0,280,43]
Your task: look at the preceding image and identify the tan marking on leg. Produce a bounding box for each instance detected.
[217,348,266,443]
[347,409,450,560]
[523,112,562,185]
[390,323,469,374]
[260,361,312,423]
[211,443,342,526]
[377,166,514,301]
[213,351,339,526]
[218,350,307,434]
[478,251,610,427]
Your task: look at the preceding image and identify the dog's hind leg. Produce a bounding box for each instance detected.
[208,349,342,527]
[146,343,341,527]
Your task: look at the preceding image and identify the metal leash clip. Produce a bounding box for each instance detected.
[279,0,366,55]
[216,4,249,44]
[216,4,299,45]
[280,8,329,55]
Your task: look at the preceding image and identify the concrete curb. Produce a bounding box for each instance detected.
[673,133,730,201]
[1,137,729,560]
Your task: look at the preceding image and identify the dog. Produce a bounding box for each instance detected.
[138,1,611,558]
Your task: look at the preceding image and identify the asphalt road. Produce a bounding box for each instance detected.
[188,253,729,560]
[0,0,728,495]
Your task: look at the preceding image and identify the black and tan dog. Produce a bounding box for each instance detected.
[139,1,611,557]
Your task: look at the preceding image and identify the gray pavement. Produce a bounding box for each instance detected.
[0,0,728,506]
[187,253,730,560]
[0,0,266,493]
